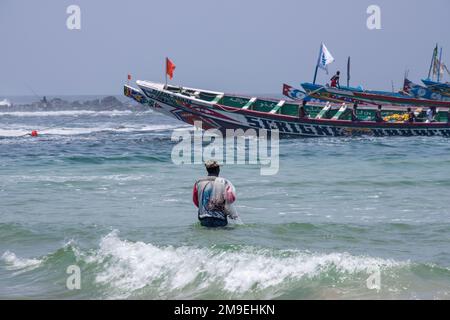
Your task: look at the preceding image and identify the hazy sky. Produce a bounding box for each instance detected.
[1,0,449,95]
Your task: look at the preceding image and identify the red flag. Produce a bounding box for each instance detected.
[166,57,176,80]
[127,74,131,80]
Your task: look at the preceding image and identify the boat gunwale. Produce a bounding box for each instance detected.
[211,103,450,129]
[135,82,450,129]
[302,82,450,108]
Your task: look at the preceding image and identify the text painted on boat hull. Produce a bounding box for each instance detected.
[244,116,450,137]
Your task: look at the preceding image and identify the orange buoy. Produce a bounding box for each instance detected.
[31,130,38,137]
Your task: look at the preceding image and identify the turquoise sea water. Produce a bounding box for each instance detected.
[0,106,449,299]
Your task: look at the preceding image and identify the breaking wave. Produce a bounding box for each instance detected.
[0,99,11,107]
[3,230,449,299]
[0,124,190,137]
[1,251,42,272]
[86,231,406,298]
[0,110,137,117]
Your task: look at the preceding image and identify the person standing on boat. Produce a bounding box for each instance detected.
[426,107,437,123]
[298,100,308,119]
[406,108,417,123]
[351,102,359,121]
[375,105,384,123]
[330,71,341,88]
[193,160,238,227]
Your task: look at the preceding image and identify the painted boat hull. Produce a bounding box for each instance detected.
[301,82,450,108]
[403,78,450,101]
[422,79,450,97]
[124,81,450,138]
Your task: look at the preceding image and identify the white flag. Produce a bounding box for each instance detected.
[318,43,335,73]
[440,62,450,77]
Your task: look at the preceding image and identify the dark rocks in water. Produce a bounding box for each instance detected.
[71,100,83,109]
[84,99,100,107]
[100,96,124,108]
[49,98,65,108]
[0,95,145,111]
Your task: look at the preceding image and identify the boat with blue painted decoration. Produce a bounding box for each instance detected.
[422,79,450,97]
[300,82,450,108]
[420,44,450,97]
[124,80,450,138]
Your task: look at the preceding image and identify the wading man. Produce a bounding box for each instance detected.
[192,160,238,227]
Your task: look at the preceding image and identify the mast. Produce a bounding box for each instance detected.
[312,43,322,85]
[165,57,168,88]
[347,56,350,87]
[427,43,437,80]
[437,47,443,83]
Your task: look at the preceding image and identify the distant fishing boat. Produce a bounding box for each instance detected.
[300,82,450,108]
[422,79,450,97]
[124,81,450,138]
[421,44,450,97]
[299,43,450,108]
[403,78,450,101]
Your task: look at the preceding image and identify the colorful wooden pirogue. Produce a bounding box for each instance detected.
[297,44,450,108]
[124,81,450,138]
[421,79,450,97]
[300,82,450,108]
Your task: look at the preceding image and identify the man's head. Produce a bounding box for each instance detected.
[205,160,220,176]
[378,105,382,110]
[336,71,340,75]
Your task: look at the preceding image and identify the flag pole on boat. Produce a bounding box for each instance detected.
[437,47,443,83]
[165,57,176,88]
[347,56,351,87]
[313,43,334,85]
[428,44,438,80]
[165,57,168,88]
[313,43,322,85]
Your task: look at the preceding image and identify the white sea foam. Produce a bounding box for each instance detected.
[82,231,408,298]
[0,124,190,137]
[0,110,135,117]
[0,129,28,137]
[1,251,42,271]
[3,174,151,183]
[0,99,11,107]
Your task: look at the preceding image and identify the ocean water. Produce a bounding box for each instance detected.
[0,105,449,300]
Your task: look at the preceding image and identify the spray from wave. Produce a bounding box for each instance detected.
[0,124,191,137]
[0,110,136,117]
[2,231,449,299]
[0,231,421,299]
[0,99,11,107]
[84,231,408,299]
[1,251,42,272]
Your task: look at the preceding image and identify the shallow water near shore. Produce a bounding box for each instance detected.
[1,106,449,299]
